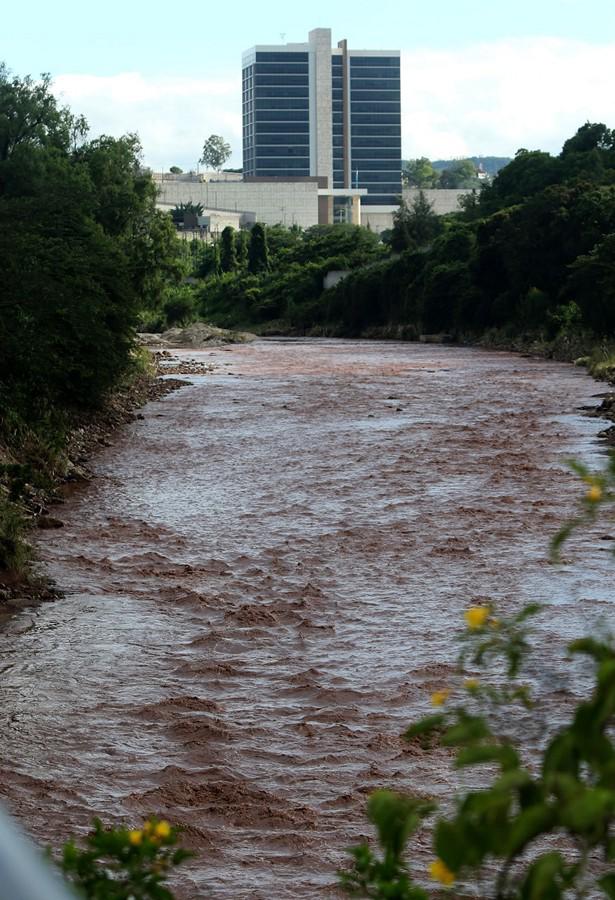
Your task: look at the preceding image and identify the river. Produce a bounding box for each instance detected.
[0,339,613,898]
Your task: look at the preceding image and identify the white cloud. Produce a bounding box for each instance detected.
[401,37,615,159]
[54,72,242,171]
[54,37,615,171]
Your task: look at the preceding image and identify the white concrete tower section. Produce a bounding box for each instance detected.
[308,28,333,188]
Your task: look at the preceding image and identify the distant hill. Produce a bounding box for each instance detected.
[431,156,511,176]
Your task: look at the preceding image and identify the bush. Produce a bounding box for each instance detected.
[59,817,191,899]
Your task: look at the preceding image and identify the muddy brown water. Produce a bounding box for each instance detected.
[1,339,614,898]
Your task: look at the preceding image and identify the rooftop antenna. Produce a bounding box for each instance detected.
[280,32,286,42]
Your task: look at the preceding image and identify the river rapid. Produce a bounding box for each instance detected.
[0,338,614,898]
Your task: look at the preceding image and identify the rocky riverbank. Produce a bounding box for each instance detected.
[0,352,197,617]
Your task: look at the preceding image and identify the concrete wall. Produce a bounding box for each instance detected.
[309,28,333,187]
[361,209,396,233]
[403,188,472,215]
[323,269,351,290]
[155,180,320,229]
[152,172,243,184]
[157,203,242,233]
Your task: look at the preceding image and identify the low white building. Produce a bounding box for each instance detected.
[154,172,365,230]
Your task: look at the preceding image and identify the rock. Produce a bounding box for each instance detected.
[160,323,257,348]
[137,333,173,347]
[37,516,64,529]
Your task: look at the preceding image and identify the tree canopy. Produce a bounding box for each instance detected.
[200,134,232,171]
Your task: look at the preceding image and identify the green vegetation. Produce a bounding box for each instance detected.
[58,817,190,899]
[325,123,615,341]
[187,223,385,334]
[340,458,615,899]
[200,134,231,172]
[0,64,185,577]
[403,156,511,188]
[178,122,615,345]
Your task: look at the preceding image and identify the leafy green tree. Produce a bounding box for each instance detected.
[219,225,238,272]
[170,201,204,225]
[0,64,78,166]
[169,165,183,174]
[479,149,563,212]
[200,134,232,171]
[561,121,615,156]
[565,233,615,334]
[403,157,438,188]
[438,159,479,189]
[248,222,270,274]
[237,229,249,268]
[391,192,442,252]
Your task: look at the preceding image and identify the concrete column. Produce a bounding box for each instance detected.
[308,28,333,188]
[351,195,361,225]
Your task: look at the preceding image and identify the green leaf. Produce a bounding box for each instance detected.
[404,715,445,740]
[507,805,556,856]
[441,714,491,747]
[520,852,566,900]
[560,787,615,836]
[599,873,615,899]
[367,791,434,858]
[434,820,467,871]
[543,732,579,779]
[455,743,519,771]
[569,637,614,662]
[515,603,542,623]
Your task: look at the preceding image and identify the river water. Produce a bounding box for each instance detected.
[0,339,613,898]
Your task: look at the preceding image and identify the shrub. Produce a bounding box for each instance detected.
[59,817,191,899]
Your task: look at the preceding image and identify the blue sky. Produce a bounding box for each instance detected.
[4,0,615,169]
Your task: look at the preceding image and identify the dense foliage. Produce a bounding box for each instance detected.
[0,64,184,571]
[192,222,386,333]
[59,817,190,898]
[322,123,615,340]
[403,156,503,189]
[183,122,615,343]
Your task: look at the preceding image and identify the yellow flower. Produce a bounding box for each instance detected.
[464,606,489,630]
[464,678,480,691]
[429,858,455,886]
[128,830,143,846]
[586,484,602,503]
[431,689,450,707]
[154,820,172,839]
[142,820,153,834]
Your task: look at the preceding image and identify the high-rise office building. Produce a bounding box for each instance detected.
[242,28,401,217]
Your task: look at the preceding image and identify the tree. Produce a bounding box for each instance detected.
[237,229,249,268]
[248,223,270,274]
[170,201,204,226]
[0,64,76,165]
[200,134,231,172]
[561,121,615,156]
[403,157,438,188]
[391,192,442,252]
[219,225,237,272]
[438,159,479,189]
[169,165,183,174]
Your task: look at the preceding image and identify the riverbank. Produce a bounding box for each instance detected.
[0,353,192,617]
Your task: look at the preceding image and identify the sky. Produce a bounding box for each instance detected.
[4,0,615,170]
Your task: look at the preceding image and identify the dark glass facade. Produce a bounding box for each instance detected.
[243,42,401,208]
[349,54,401,206]
[243,51,310,178]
